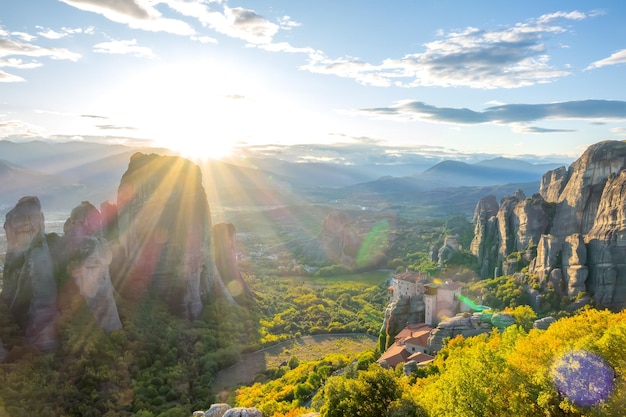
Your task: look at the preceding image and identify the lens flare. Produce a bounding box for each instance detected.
[356,220,390,268]
[551,350,614,407]
[227,280,244,298]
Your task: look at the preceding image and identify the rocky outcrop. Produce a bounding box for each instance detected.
[513,194,550,250]
[62,202,122,332]
[427,311,515,353]
[533,316,556,330]
[539,166,568,202]
[382,295,425,338]
[550,141,626,237]
[585,170,626,308]
[1,196,59,351]
[471,140,626,310]
[115,153,212,319]
[470,195,500,278]
[497,190,525,258]
[212,223,251,304]
[317,211,362,267]
[196,405,263,417]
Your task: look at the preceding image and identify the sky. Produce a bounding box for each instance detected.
[2,0,626,164]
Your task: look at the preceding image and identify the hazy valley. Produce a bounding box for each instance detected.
[1,140,626,417]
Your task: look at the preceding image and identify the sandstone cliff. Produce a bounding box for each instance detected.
[316,211,362,267]
[212,223,251,304]
[471,140,626,309]
[115,153,214,319]
[1,196,59,351]
[61,201,122,332]
[1,152,250,356]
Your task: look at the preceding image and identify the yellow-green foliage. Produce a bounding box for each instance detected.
[235,353,353,416]
[252,272,388,344]
[412,307,626,416]
[254,308,626,416]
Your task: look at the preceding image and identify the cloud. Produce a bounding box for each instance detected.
[0,29,81,81]
[301,10,587,88]
[278,16,301,30]
[93,39,156,58]
[0,58,42,70]
[165,1,281,44]
[0,119,44,138]
[10,32,37,42]
[191,35,217,44]
[96,124,137,130]
[81,114,108,119]
[0,37,82,61]
[36,26,95,39]
[513,125,576,134]
[60,0,195,35]
[0,69,25,82]
[229,138,574,166]
[586,48,626,70]
[356,99,626,129]
[224,7,279,44]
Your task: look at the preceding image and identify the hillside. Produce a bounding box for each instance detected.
[0,160,81,211]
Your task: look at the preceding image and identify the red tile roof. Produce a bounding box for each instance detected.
[407,352,435,364]
[394,323,433,343]
[377,343,411,368]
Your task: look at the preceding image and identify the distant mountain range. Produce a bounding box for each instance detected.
[418,157,561,188]
[0,140,566,215]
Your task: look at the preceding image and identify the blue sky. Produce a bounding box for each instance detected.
[1,0,626,164]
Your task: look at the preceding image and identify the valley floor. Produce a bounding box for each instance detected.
[212,333,377,391]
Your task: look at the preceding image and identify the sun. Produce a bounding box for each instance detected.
[99,59,269,160]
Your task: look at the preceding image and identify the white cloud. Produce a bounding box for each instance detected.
[0,119,44,137]
[10,32,37,42]
[191,35,217,44]
[93,39,156,58]
[165,1,279,44]
[222,6,279,44]
[0,69,25,82]
[0,58,43,70]
[586,49,626,70]
[302,10,587,88]
[0,38,81,61]
[256,41,318,55]
[37,28,67,40]
[60,0,195,35]
[36,26,95,39]
[278,16,301,30]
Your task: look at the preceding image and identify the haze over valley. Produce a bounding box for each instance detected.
[2,1,626,416]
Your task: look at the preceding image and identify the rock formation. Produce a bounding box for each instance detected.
[471,140,626,309]
[115,153,213,319]
[470,194,500,278]
[317,211,362,267]
[382,295,426,338]
[1,196,59,351]
[61,201,122,332]
[197,405,263,417]
[427,312,515,353]
[212,223,251,304]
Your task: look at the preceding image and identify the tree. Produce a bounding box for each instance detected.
[317,365,402,417]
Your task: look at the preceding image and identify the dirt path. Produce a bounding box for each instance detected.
[212,333,377,391]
